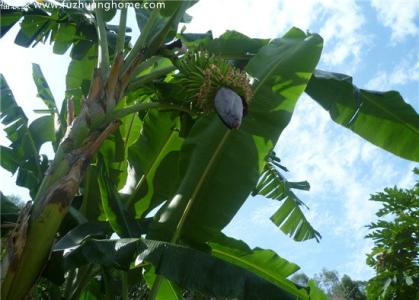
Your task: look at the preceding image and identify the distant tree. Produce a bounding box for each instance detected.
[292,270,366,300]
[365,169,419,300]
[290,272,310,286]
[0,192,24,230]
[340,275,367,300]
[0,193,25,260]
[0,192,24,209]
[314,269,342,297]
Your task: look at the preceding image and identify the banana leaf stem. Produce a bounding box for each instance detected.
[127,66,177,92]
[122,10,159,74]
[121,271,129,300]
[63,269,76,299]
[148,276,163,300]
[70,265,95,300]
[115,2,127,55]
[94,4,110,74]
[112,102,194,120]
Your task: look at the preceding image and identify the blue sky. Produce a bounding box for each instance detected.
[1,0,418,281]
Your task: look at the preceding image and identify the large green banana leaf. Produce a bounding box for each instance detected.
[149,28,323,243]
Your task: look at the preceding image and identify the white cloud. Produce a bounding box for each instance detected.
[396,163,418,188]
[371,0,419,42]
[186,0,368,67]
[367,51,419,90]
[343,240,375,278]
[186,0,284,38]
[276,0,368,67]
[318,0,367,66]
[250,201,278,227]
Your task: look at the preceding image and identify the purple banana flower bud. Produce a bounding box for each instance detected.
[214,87,244,129]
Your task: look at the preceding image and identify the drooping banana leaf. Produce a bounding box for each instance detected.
[131,0,197,58]
[306,70,419,161]
[253,153,321,242]
[0,9,22,38]
[97,154,141,238]
[128,110,183,218]
[0,5,123,59]
[184,30,269,66]
[32,63,66,148]
[32,63,58,115]
[143,266,184,300]
[65,45,98,113]
[135,0,194,46]
[53,222,112,251]
[0,74,54,197]
[62,238,310,300]
[208,233,307,298]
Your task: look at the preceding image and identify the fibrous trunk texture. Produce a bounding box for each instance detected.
[1,52,144,300]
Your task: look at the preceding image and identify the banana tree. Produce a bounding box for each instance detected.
[1,1,418,300]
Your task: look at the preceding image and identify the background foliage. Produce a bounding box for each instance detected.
[365,169,419,300]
